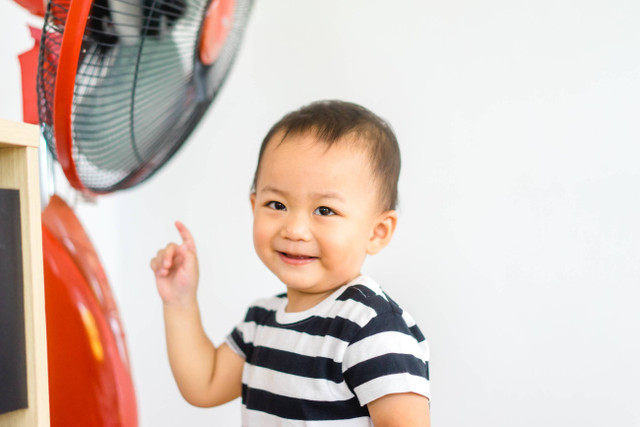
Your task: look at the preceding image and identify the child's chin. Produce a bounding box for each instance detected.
[278,275,321,291]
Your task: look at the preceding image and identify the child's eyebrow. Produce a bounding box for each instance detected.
[259,186,345,202]
[260,186,286,196]
[310,191,345,202]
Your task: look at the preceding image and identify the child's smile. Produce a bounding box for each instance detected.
[277,251,318,265]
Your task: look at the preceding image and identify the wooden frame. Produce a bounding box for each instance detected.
[0,119,49,427]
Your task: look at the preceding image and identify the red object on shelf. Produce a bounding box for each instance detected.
[42,198,137,427]
[18,26,41,125]
[11,0,45,17]
[42,195,132,369]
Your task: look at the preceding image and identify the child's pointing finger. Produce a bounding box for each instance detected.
[175,221,196,251]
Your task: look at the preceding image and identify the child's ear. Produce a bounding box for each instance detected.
[367,210,398,255]
[250,193,256,213]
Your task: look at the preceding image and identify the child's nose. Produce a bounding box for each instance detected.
[281,212,312,241]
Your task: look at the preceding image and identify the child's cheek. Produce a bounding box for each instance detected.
[252,218,270,253]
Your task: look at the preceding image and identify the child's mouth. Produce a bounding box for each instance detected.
[278,252,317,265]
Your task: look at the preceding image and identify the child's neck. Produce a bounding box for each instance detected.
[284,286,343,313]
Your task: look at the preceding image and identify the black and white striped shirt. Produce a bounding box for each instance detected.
[226,275,430,426]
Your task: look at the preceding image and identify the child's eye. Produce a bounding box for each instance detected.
[314,206,335,216]
[267,201,286,211]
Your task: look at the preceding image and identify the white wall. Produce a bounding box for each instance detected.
[2,1,640,426]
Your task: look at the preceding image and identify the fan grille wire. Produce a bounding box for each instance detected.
[38,0,253,193]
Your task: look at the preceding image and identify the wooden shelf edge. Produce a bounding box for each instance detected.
[0,120,40,149]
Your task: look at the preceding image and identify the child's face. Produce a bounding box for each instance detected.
[251,133,395,303]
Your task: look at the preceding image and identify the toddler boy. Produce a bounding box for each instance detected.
[150,100,430,426]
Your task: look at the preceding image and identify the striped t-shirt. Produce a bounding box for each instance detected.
[226,275,430,426]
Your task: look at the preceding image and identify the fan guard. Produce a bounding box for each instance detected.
[37,0,253,194]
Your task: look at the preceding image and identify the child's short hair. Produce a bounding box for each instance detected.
[251,100,401,211]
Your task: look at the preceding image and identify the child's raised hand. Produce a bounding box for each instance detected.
[150,221,200,307]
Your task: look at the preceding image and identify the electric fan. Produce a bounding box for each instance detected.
[9,0,254,424]
[37,0,254,195]
[42,221,137,426]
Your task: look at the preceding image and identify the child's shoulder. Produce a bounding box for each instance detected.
[336,276,427,351]
[332,276,408,327]
[340,276,402,312]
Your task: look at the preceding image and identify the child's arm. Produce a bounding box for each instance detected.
[150,221,244,407]
[368,393,431,427]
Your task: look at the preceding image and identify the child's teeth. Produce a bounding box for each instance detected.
[287,253,311,259]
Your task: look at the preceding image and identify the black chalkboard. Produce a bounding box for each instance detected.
[0,188,28,414]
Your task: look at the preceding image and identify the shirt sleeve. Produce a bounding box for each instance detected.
[342,311,430,406]
[225,310,257,360]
